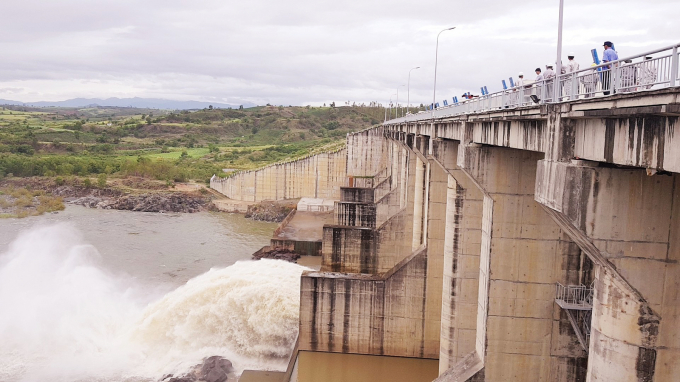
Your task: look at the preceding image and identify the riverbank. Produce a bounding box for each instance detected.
[0,186,65,218]
[0,176,212,215]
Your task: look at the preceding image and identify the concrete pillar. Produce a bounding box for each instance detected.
[457,145,588,382]
[431,139,485,374]
[412,156,426,250]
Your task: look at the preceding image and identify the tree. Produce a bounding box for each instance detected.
[208,105,213,110]
[239,105,244,110]
[330,102,336,107]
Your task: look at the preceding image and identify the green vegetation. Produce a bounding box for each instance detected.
[0,187,65,218]
[0,103,397,183]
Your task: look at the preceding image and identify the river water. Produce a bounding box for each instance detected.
[0,205,278,287]
[0,206,307,382]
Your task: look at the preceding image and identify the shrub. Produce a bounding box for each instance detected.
[97,173,107,188]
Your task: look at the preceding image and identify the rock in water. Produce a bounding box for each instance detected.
[160,356,234,382]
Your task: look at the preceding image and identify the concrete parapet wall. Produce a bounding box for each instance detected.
[573,115,680,172]
[210,149,347,202]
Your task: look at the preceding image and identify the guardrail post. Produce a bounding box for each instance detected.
[612,64,619,94]
[671,46,679,87]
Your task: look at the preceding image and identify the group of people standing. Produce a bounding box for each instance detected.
[513,41,658,102]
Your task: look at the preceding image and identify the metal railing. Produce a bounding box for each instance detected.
[388,42,680,124]
[555,282,593,308]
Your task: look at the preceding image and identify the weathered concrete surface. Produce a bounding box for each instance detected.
[210,148,347,202]
[458,145,588,382]
[322,138,413,274]
[298,132,443,365]
[269,210,333,256]
[274,211,333,242]
[431,139,484,374]
[280,87,680,382]
[299,248,438,357]
[536,161,680,381]
[377,87,680,382]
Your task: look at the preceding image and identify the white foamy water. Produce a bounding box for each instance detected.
[0,223,307,382]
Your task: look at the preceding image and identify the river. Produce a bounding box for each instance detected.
[0,205,278,286]
[0,206,306,382]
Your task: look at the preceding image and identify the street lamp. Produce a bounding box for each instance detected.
[432,26,456,122]
[554,0,564,102]
[407,66,420,115]
[388,93,397,120]
[396,85,405,117]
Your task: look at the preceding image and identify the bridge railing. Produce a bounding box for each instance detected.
[388,42,680,124]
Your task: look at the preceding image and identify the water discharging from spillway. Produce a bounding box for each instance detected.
[0,223,306,382]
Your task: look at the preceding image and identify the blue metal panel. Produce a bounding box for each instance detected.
[453,97,458,104]
[591,49,600,65]
[443,100,449,106]
[502,80,508,90]
[435,102,440,108]
[509,77,515,87]
[480,87,485,95]
[484,86,489,95]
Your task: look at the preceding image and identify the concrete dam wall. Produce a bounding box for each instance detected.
[210,127,389,202]
[213,89,680,382]
[210,149,347,202]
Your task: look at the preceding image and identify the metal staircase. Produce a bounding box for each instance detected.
[555,282,593,352]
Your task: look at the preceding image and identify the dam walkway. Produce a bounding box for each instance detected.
[391,42,679,125]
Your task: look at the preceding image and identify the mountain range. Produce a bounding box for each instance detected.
[0,97,256,110]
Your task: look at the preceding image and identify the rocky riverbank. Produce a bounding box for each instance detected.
[0,177,212,214]
[252,248,301,262]
[160,356,235,382]
[67,193,209,213]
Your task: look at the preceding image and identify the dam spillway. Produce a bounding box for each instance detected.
[212,87,680,381]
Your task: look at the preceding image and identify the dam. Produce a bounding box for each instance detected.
[211,45,680,381]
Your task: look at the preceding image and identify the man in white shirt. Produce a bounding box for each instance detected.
[544,64,555,101]
[563,52,580,98]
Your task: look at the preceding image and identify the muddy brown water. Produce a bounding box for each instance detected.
[0,205,278,287]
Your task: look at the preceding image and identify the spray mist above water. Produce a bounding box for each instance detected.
[0,223,307,382]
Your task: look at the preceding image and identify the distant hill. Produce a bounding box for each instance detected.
[0,97,255,110]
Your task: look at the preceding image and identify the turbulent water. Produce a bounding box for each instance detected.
[0,223,307,382]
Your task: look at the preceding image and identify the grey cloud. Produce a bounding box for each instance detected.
[0,0,677,105]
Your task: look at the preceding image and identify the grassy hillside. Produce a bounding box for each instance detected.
[0,104,393,184]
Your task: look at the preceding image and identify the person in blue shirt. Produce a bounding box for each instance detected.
[602,41,619,95]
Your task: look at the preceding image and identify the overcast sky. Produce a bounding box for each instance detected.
[0,0,676,106]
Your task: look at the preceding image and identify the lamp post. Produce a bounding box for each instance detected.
[554,0,564,102]
[432,26,456,122]
[396,85,404,118]
[407,66,420,115]
[389,93,397,120]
